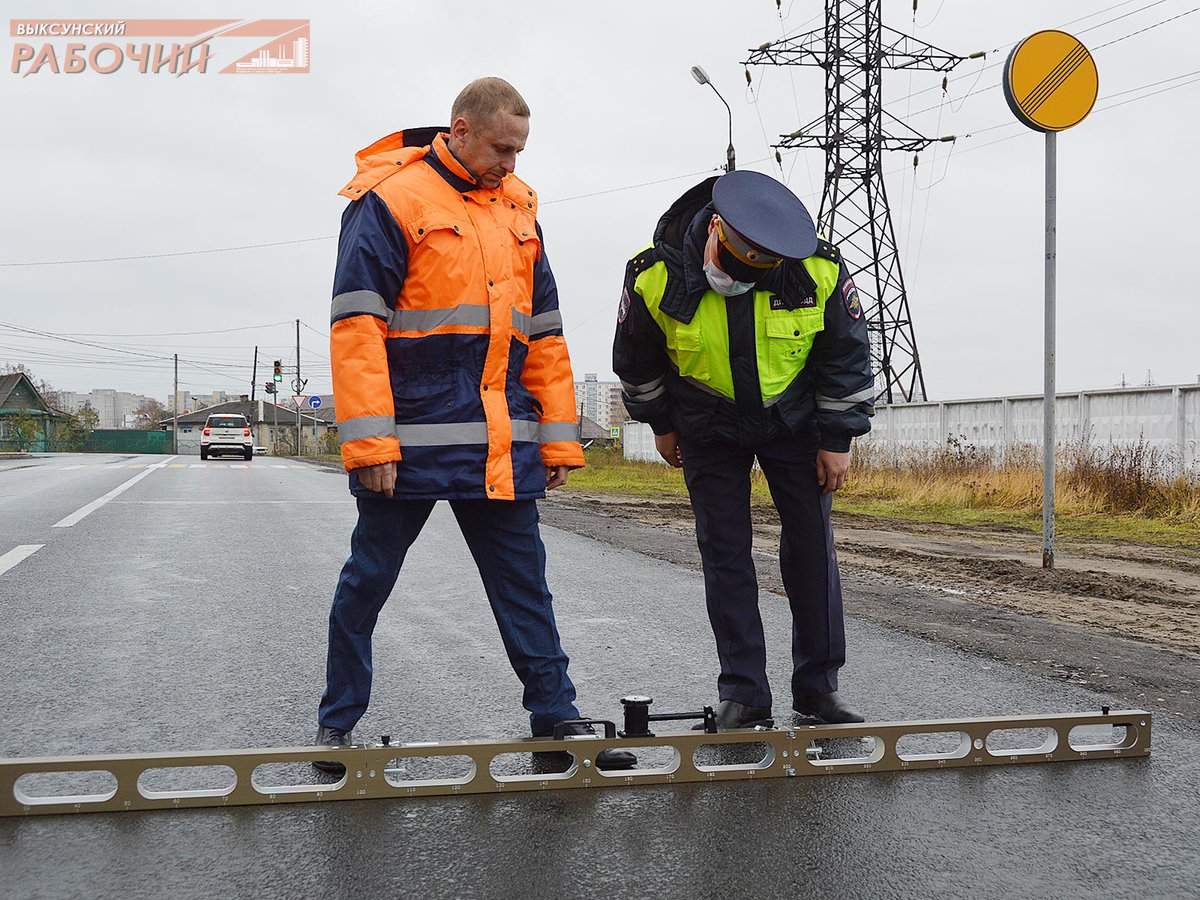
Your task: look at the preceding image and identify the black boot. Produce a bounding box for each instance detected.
[532,721,637,773]
[312,725,353,775]
[792,691,864,724]
[692,699,773,730]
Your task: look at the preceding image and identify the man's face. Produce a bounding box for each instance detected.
[450,111,529,189]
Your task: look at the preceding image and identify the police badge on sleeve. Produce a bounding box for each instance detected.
[618,287,631,323]
[842,280,862,319]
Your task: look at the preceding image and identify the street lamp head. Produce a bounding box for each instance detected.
[690,65,710,86]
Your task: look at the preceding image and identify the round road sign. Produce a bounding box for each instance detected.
[1003,30,1098,133]
[309,396,322,409]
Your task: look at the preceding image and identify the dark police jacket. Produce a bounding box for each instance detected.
[612,178,875,451]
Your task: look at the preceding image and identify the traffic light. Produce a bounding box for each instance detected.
[273,360,282,383]
[264,381,276,395]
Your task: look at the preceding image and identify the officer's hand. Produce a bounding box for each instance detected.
[358,461,397,498]
[655,432,683,468]
[546,465,569,490]
[815,449,850,495]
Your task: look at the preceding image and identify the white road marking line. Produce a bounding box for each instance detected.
[0,545,43,576]
[52,457,176,528]
[271,465,288,469]
[229,464,248,469]
[190,464,207,468]
[60,465,86,470]
[111,500,353,504]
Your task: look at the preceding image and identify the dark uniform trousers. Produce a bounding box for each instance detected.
[318,497,580,735]
[680,428,845,708]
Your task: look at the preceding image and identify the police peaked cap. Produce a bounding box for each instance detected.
[711,170,817,261]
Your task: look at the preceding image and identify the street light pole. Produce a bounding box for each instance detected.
[690,65,735,171]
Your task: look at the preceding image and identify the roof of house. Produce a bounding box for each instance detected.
[160,399,323,427]
[579,415,613,441]
[0,372,65,416]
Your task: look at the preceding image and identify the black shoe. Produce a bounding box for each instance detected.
[692,699,774,731]
[312,725,353,775]
[792,691,864,724]
[532,722,637,772]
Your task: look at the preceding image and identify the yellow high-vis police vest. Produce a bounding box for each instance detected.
[632,253,842,403]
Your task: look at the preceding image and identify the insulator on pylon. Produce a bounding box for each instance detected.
[745,68,753,86]
[912,154,919,169]
[942,75,948,92]
[775,150,783,166]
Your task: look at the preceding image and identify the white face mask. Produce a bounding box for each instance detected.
[703,259,755,296]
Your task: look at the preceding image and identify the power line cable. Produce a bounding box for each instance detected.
[882,0,1188,114]
[66,321,293,338]
[1091,3,1200,47]
[0,236,334,268]
[1075,0,1176,35]
[913,0,948,28]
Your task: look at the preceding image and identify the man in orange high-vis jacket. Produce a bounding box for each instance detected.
[316,78,634,774]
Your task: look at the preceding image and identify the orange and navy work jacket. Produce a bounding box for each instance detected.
[331,129,585,501]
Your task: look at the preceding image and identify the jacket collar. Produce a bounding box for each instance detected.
[426,134,484,193]
[652,178,719,324]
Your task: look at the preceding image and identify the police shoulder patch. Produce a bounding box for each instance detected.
[618,287,631,323]
[842,279,862,319]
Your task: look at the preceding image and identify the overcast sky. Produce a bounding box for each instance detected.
[2,0,1197,405]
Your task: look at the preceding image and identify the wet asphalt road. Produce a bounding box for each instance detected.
[0,453,1197,899]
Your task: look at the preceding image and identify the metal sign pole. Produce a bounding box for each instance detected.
[1002,30,1097,570]
[1043,132,1056,569]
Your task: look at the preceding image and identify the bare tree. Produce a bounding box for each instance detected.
[133,398,167,430]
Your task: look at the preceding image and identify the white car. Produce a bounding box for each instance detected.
[201,413,253,460]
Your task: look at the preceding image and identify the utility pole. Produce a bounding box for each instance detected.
[172,353,178,454]
[295,319,302,456]
[251,346,258,401]
[746,1,967,403]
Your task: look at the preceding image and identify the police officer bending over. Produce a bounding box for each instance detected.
[613,170,874,727]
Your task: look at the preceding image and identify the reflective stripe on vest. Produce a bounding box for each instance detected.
[634,254,841,403]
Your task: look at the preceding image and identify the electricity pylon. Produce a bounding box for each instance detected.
[746,1,964,402]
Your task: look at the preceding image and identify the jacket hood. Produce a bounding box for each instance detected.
[338,126,447,199]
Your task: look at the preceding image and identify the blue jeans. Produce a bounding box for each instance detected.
[318,498,579,735]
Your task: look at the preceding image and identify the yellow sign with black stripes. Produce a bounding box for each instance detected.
[1003,30,1098,132]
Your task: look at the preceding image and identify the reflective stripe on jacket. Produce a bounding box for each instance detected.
[331,130,584,500]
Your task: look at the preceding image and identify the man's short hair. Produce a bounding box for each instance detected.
[451,77,530,124]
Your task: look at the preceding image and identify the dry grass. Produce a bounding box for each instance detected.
[844,437,1200,525]
[571,439,1200,547]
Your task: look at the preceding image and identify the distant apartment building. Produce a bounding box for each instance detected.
[574,373,625,431]
[168,389,248,416]
[58,389,155,429]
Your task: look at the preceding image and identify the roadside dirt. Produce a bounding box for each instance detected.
[543,490,1200,723]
